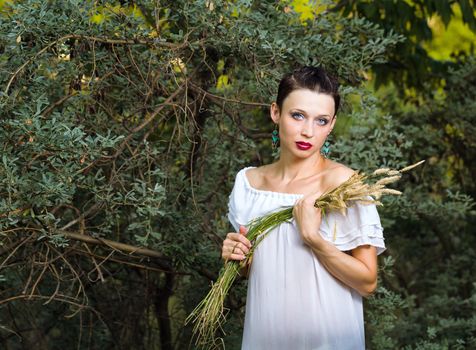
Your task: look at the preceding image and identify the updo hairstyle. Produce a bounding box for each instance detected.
[276,66,340,117]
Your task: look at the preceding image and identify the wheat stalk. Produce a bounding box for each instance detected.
[186,160,424,348]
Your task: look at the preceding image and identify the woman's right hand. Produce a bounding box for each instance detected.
[221,225,251,261]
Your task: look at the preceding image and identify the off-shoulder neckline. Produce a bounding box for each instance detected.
[241,166,304,198]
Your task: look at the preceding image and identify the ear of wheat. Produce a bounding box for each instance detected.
[186,161,424,349]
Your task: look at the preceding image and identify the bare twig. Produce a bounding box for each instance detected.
[4,33,194,95]
[189,82,270,107]
[41,93,77,117]
[59,231,168,261]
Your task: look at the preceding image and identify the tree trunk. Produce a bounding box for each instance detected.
[155,272,174,350]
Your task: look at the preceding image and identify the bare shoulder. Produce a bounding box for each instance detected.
[323,160,355,190]
[245,165,262,180]
[244,164,271,187]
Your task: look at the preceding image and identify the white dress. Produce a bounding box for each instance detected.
[227,167,386,350]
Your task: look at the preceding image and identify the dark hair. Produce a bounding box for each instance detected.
[276,66,340,117]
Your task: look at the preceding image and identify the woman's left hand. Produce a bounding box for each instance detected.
[294,193,379,297]
[293,193,325,246]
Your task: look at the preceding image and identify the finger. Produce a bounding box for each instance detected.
[294,197,304,208]
[309,192,325,206]
[227,232,252,249]
[231,242,250,255]
[292,202,300,215]
[221,249,246,261]
[224,242,248,256]
[222,253,244,261]
[239,225,248,236]
[229,252,246,261]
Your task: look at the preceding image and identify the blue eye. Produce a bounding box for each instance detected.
[291,112,305,120]
[316,118,329,126]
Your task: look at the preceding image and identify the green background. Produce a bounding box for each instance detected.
[0,0,475,349]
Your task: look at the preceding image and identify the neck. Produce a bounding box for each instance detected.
[274,149,326,181]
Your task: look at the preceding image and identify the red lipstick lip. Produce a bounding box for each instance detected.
[296,141,312,150]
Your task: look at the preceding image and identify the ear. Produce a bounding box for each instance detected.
[270,102,280,124]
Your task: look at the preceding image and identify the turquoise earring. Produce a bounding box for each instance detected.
[272,125,279,149]
[321,139,331,158]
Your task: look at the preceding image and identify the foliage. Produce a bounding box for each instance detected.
[335,0,476,91]
[0,0,474,349]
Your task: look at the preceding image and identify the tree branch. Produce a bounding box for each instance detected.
[59,231,168,261]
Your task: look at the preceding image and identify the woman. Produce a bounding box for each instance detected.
[222,66,385,349]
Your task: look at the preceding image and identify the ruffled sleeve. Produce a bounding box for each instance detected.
[320,202,386,255]
[227,168,247,232]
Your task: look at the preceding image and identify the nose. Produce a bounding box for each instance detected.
[301,120,314,138]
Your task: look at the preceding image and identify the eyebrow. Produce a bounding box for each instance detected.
[292,108,331,118]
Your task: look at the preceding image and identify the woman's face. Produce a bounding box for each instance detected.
[271,89,336,159]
